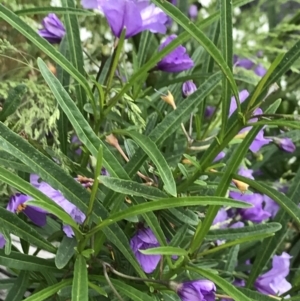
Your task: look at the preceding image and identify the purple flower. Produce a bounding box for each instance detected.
[254,64,267,77]
[0,193,48,248]
[234,55,267,77]
[130,227,161,273]
[229,89,249,116]
[213,207,229,228]
[35,180,86,237]
[230,168,271,223]
[182,80,197,97]
[7,194,47,227]
[177,280,216,301]
[213,151,226,162]
[255,252,292,296]
[273,137,296,153]
[205,106,215,118]
[157,35,194,73]
[230,190,271,223]
[82,0,167,38]
[38,13,65,44]
[189,4,198,20]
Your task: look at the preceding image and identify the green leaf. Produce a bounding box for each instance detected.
[24,279,72,301]
[5,271,30,301]
[15,7,95,15]
[224,245,240,273]
[115,130,176,196]
[0,250,58,271]
[89,196,251,235]
[0,84,26,121]
[91,276,154,301]
[37,58,129,180]
[0,4,93,101]
[0,123,91,215]
[0,205,55,253]
[206,222,282,241]
[220,0,234,138]
[0,151,32,173]
[238,287,283,301]
[199,232,274,256]
[99,176,168,199]
[140,246,187,256]
[56,36,70,155]
[72,255,88,301]
[187,266,252,301]
[62,0,86,113]
[88,282,107,297]
[55,236,77,269]
[234,176,300,227]
[152,0,239,107]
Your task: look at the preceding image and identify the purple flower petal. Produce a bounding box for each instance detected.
[102,0,143,38]
[229,90,249,116]
[273,137,296,153]
[189,4,198,20]
[130,227,161,273]
[157,35,194,73]
[140,4,168,34]
[178,280,216,301]
[38,13,65,44]
[0,235,6,249]
[255,252,292,296]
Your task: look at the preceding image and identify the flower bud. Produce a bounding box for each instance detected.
[182,80,197,98]
[176,280,216,301]
[161,90,176,109]
[232,179,249,193]
[273,137,296,153]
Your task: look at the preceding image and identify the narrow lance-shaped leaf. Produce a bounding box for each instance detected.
[37,58,130,180]
[72,255,88,301]
[62,0,86,113]
[5,271,30,301]
[220,0,234,138]
[23,280,72,301]
[0,251,58,271]
[89,196,251,235]
[99,176,168,200]
[115,130,177,196]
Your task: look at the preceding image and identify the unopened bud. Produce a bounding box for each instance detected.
[232,179,249,193]
[182,158,192,165]
[273,137,296,153]
[182,80,197,98]
[161,90,176,109]
[234,131,249,140]
[47,62,56,75]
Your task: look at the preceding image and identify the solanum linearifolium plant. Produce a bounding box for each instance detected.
[0,0,300,300]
